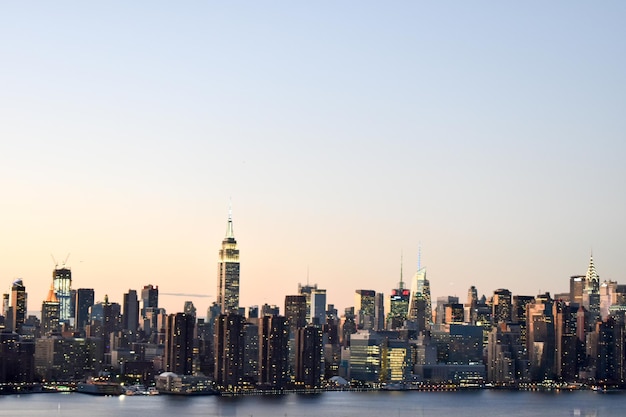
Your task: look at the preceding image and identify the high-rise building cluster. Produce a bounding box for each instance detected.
[1,213,625,391]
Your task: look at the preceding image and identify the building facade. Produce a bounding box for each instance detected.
[217,211,240,314]
[164,312,195,375]
[74,288,95,334]
[53,268,72,324]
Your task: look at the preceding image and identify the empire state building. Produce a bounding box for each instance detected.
[217,210,240,314]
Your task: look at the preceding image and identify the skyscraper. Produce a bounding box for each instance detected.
[527,293,555,381]
[408,256,432,330]
[53,267,72,324]
[214,313,245,389]
[295,325,324,388]
[492,289,513,324]
[217,210,240,314]
[554,300,578,381]
[435,296,459,325]
[2,293,9,318]
[258,315,289,389]
[582,254,600,320]
[141,284,158,317]
[310,289,326,326]
[11,279,27,334]
[512,295,535,347]
[74,288,95,334]
[354,290,376,330]
[164,312,195,375]
[388,287,410,330]
[41,284,60,335]
[242,320,259,383]
[284,295,307,336]
[570,275,586,306]
[298,283,317,324]
[123,289,139,332]
[465,285,478,324]
[387,258,410,330]
[444,303,465,324]
[140,284,159,338]
[374,292,385,331]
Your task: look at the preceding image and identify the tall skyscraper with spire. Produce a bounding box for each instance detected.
[408,248,432,330]
[387,253,410,330]
[582,253,600,320]
[217,208,240,314]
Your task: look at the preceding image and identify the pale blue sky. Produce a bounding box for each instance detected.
[1,2,625,314]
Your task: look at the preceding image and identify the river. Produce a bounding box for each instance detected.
[0,390,624,417]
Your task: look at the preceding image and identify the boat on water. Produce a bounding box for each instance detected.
[76,378,124,396]
[124,385,160,396]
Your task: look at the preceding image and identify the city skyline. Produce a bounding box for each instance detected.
[2,200,624,318]
[2,2,625,316]
[5,241,617,320]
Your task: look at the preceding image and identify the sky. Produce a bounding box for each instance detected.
[1,2,625,317]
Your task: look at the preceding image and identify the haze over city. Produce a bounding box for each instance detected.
[1,2,625,315]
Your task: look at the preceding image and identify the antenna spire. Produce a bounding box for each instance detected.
[225,202,235,238]
[417,243,422,271]
[399,250,404,289]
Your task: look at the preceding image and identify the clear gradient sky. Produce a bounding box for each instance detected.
[1,2,625,316]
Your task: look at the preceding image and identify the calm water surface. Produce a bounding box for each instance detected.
[0,390,625,417]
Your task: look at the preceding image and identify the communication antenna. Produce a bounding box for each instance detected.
[417,243,422,271]
[399,250,404,289]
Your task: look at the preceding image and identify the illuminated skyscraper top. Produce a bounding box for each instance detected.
[387,253,410,330]
[585,253,599,294]
[583,253,600,316]
[217,208,240,314]
[53,267,72,324]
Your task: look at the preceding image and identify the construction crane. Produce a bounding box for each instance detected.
[50,253,71,269]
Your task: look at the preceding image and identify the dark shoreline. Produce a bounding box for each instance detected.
[2,382,624,396]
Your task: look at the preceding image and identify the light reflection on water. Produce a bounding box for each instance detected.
[0,390,623,417]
